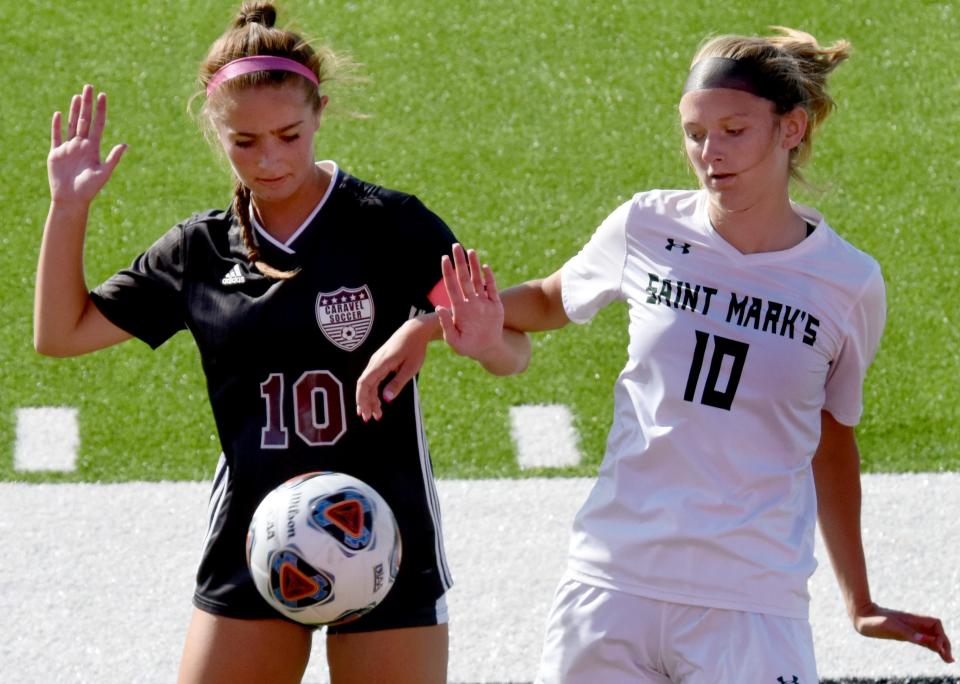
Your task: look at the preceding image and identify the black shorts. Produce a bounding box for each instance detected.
[192,453,452,633]
[326,586,448,635]
[193,581,448,634]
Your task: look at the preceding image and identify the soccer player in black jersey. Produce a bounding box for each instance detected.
[35,3,525,683]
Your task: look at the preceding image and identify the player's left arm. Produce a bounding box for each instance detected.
[356,244,529,422]
[813,410,954,663]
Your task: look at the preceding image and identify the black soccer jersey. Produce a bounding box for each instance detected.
[91,168,457,618]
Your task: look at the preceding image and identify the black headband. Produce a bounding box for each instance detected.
[682,57,791,109]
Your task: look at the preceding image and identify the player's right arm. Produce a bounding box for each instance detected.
[35,84,131,357]
[499,270,568,333]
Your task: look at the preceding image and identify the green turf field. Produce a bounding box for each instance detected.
[2,0,958,482]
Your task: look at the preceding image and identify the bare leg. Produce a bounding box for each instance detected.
[327,623,448,684]
[177,608,313,684]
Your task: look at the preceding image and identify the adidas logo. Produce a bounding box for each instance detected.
[221,264,246,285]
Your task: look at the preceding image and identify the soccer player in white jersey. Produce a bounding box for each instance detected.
[357,26,953,681]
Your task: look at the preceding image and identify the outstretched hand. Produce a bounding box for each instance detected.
[48,84,126,204]
[436,243,505,359]
[355,243,521,421]
[854,602,953,663]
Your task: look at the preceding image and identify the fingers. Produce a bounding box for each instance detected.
[936,644,952,663]
[459,247,485,298]
[914,628,954,663]
[64,85,106,142]
[76,84,94,138]
[436,306,460,349]
[467,248,484,296]
[483,264,500,302]
[355,351,416,422]
[381,365,415,405]
[451,243,482,298]
[104,143,128,173]
[355,363,389,421]
[906,614,953,663]
[861,607,955,663]
[939,626,954,663]
[441,253,458,306]
[90,91,108,145]
[445,243,495,303]
[67,93,81,139]
[51,111,62,149]
[355,388,382,423]
[452,243,474,298]
[355,361,416,422]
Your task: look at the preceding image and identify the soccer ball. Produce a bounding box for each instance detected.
[246,471,401,625]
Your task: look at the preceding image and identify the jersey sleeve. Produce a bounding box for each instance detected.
[822,264,887,426]
[560,199,630,324]
[394,195,458,311]
[89,224,187,349]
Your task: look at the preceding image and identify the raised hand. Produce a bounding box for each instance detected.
[48,84,127,204]
[355,243,529,422]
[354,243,503,423]
[436,243,505,359]
[855,602,953,663]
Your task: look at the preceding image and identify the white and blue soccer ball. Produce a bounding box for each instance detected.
[246,471,401,625]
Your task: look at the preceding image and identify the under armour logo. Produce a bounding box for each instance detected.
[777,677,800,684]
[665,238,691,253]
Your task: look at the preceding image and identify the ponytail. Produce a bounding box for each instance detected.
[233,1,277,29]
[765,27,850,138]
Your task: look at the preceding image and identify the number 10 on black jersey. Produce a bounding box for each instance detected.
[260,371,347,449]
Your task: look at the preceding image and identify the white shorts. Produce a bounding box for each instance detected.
[535,573,818,684]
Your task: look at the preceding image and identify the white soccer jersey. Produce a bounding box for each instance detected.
[561,189,885,619]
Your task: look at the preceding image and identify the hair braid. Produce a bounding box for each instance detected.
[232,181,258,263]
[232,181,299,280]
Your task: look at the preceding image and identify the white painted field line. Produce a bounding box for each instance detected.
[11,402,585,473]
[1,476,958,683]
[509,404,582,469]
[14,406,79,472]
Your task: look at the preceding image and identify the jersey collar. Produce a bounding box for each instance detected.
[251,161,340,255]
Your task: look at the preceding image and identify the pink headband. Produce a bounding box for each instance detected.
[206,55,319,96]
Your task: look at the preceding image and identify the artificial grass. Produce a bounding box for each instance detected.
[2,0,957,481]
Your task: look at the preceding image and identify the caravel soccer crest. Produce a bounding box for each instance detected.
[316,285,375,351]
